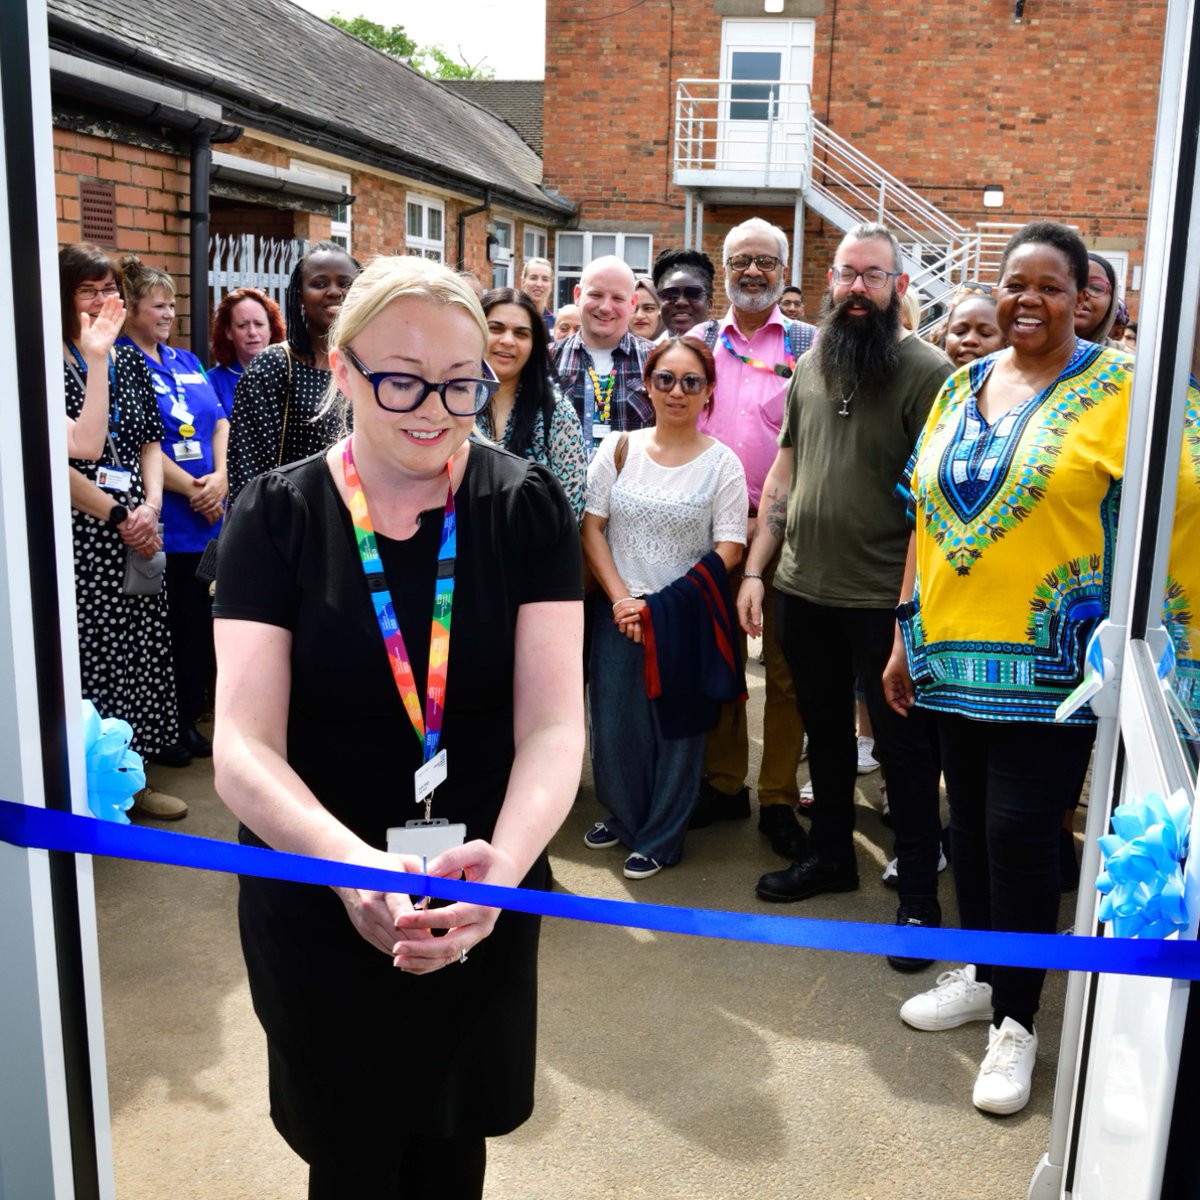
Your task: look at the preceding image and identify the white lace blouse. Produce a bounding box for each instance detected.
[585,431,748,595]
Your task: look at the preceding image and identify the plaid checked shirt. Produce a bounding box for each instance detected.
[549,331,655,434]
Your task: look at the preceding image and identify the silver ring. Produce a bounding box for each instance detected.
[459,950,468,965]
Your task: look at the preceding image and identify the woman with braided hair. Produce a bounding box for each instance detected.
[227,242,360,499]
[652,247,715,337]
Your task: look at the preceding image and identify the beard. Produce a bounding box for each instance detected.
[727,273,785,314]
[815,289,903,401]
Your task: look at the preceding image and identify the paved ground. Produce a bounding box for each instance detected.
[95,651,1083,1199]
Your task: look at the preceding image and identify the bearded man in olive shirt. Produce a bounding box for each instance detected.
[738,222,954,972]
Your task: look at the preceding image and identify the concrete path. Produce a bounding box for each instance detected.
[95,654,1080,1199]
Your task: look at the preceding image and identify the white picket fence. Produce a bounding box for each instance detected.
[207,234,307,319]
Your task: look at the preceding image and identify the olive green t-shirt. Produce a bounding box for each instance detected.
[774,334,955,607]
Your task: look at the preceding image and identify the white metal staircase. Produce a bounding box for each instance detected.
[674,78,1014,321]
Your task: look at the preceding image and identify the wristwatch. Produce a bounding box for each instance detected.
[107,504,128,527]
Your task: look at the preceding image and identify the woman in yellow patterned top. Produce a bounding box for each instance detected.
[883,222,1130,1118]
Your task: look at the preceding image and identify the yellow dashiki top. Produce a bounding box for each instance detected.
[898,340,1130,724]
[1166,386,1200,745]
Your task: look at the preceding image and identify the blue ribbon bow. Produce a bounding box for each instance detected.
[1096,789,1192,939]
[81,700,145,824]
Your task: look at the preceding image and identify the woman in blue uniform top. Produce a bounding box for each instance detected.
[118,255,228,759]
[208,286,286,414]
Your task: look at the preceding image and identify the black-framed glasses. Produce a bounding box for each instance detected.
[75,283,120,301]
[649,370,707,395]
[343,347,498,416]
[1084,279,1114,298]
[659,285,709,304]
[726,254,781,273]
[831,266,901,289]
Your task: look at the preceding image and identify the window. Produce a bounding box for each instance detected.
[553,232,653,309]
[289,160,352,251]
[491,218,514,289]
[523,225,548,263]
[406,195,445,262]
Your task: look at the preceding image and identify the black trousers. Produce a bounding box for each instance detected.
[936,712,1095,1027]
[776,592,943,910]
[307,1136,486,1199]
[164,550,215,725]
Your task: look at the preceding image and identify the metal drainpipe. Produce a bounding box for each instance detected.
[190,131,212,366]
[456,186,491,271]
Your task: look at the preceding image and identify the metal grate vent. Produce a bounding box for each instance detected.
[80,180,116,246]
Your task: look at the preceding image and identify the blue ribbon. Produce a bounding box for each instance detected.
[1097,790,1192,939]
[1,798,1199,979]
[80,701,144,824]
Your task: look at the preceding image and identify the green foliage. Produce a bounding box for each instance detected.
[329,14,495,79]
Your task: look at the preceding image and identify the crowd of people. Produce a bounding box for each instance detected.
[60,209,1173,1192]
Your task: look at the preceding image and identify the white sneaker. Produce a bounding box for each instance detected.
[800,734,809,761]
[881,847,949,887]
[857,735,880,774]
[973,1017,1038,1115]
[900,964,993,1032]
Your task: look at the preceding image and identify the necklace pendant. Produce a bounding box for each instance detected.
[838,398,851,417]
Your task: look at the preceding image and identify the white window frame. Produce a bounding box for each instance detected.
[491,217,515,289]
[523,224,548,263]
[406,194,445,262]
[288,159,352,251]
[553,231,653,310]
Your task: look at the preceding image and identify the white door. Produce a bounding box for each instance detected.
[719,19,814,184]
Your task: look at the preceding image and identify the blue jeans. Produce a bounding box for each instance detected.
[588,596,704,865]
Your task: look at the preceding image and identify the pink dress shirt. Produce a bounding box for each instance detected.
[690,307,793,509]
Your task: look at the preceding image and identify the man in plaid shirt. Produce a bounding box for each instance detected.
[549,256,654,458]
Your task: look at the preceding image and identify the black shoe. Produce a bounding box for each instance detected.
[179,722,213,758]
[689,780,751,829]
[758,804,809,860]
[887,905,941,972]
[755,854,859,903]
[146,743,193,768]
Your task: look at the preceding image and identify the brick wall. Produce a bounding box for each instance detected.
[544,0,1165,318]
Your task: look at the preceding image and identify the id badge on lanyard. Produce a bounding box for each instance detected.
[341,438,466,860]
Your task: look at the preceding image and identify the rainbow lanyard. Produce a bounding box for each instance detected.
[66,341,119,428]
[586,367,615,424]
[342,438,456,764]
[720,331,795,379]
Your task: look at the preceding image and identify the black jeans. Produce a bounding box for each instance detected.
[776,593,943,910]
[164,550,215,725]
[936,712,1096,1027]
[307,1135,486,1199]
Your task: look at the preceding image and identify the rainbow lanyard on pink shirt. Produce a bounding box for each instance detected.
[720,330,795,379]
[341,437,456,763]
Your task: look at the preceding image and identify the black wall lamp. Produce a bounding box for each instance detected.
[1014,0,1026,22]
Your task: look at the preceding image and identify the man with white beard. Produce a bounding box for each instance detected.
[687,218,815,863]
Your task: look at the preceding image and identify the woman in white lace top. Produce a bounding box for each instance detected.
[581,337,747,879]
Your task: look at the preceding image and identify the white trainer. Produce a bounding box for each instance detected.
[881,847,949,887]
[973,1017,1038,1115]
[900,964,993,1032]
[857,735,880,774]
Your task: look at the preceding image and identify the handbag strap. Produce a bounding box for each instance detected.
[614,431,629,475]
[277,346,294,467]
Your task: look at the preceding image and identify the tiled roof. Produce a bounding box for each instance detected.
[442,80,544,157]
[48,0,572,218]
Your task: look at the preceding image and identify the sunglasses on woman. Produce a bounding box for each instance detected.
[658,285,708,304]
[649,370,707,395]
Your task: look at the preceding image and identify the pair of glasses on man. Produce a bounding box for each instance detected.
[76,283,121,301]
[659,285,708,304]
[727,254,781,273]
[831,266,902,289]
[649,370,707,395]
[343,347,499,416]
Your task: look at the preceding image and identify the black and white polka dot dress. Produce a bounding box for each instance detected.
[226,344,341,500]
[66,345,181,756]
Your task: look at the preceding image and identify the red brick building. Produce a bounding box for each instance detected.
[542,0,1164,318]
[49,0,573,357]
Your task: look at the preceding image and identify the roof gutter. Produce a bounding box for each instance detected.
[457,187,491,272]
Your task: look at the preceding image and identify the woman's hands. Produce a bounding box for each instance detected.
[335,839,517,975]
[77,294,125,363]
[119,502,161,557]
[611,595,647,643]
[189,468,228,523]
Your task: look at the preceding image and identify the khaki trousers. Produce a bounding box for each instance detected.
[703,551,805,807]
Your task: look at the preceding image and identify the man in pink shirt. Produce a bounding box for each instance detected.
[687,217,816,860]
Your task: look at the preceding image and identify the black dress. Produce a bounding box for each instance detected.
[66,345,181,756]
[212,443,582,1168]
[226,344,341,500]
